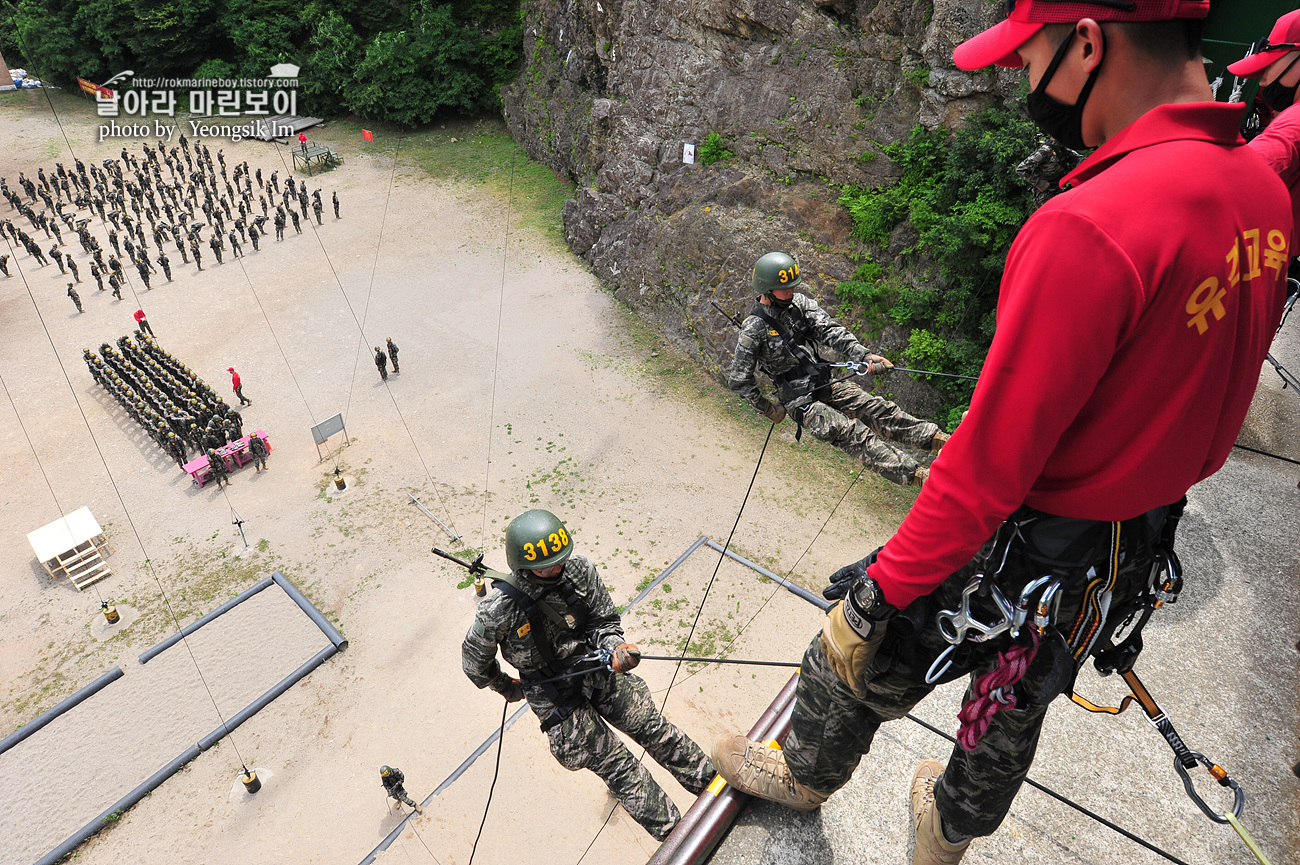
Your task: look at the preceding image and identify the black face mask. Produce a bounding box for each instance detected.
[1262,55,1300,112]
[765,292,794,308]
[1026,29,1105,152]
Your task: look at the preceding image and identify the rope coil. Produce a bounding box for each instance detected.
[956,630,1040,751]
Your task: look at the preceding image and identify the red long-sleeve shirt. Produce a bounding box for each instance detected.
[870,103,1292,609]
[1248,100,1300,253]
[230,370,241,390]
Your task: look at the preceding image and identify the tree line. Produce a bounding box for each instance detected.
[0,0,522,125]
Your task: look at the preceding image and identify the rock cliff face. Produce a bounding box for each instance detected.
[503,0,1017,408]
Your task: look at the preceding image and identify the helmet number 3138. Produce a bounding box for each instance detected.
[523,528,570,562]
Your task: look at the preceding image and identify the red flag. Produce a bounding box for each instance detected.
[362,129,373,142]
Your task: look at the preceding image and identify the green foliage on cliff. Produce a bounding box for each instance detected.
[838,107,1038,413]
[699,132,734,166]
[0,0,523,125]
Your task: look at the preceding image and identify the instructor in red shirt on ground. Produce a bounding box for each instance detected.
[712,3,1291,863]
[227,366,251,406]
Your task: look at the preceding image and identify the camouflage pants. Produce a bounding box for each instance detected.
[796,380,939,485]
[387,784,417,809]
[785,509,1164,838]
[545,672,715,840]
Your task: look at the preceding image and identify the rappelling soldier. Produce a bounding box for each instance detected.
[67,255,79,283]
[0,254,9,277]
[386,337,400,374]
[379,766,422,814]
[374,346,388,381]
[728,252,947,487]
[462,510,715,840]
[1015,137,1081,207]
[158,252,172,281]
[66,283,83,313]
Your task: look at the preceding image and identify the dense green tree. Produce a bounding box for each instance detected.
[300,8,361,113]
[347,1,483,124]
[3,0,523,124]
[125,0,224,76]
[225,0,303,78]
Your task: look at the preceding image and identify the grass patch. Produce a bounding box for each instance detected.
[318,115,573,242]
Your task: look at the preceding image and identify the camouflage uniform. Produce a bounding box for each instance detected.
[784,504,1171,839]
[381,768,419,809]
[1015,139,1081,208]
[728,294,939,484]
[462,554,714,840]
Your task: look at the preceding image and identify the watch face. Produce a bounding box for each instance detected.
[852,579,878,611]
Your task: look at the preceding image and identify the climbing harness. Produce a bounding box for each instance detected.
[912,497,1272,861]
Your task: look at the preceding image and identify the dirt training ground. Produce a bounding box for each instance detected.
[0,91,1296,865]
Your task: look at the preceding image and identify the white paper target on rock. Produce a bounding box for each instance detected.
[683,143,696,164]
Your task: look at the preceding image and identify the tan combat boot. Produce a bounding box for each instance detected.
[911,465,930,488]
[911,760,970,865]
[930,431,950,453]
[711,735,827,811]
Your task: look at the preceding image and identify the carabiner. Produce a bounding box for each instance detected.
[925,644,958,685]
[1173,750,1245,824]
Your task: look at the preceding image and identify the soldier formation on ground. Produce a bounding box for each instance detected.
[0,135,342,316]
[82,331,265,478]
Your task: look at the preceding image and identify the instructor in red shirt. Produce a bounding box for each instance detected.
[712,3,1291,863]
[227,366,251,406]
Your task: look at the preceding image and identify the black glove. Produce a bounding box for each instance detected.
[823,547,882,601]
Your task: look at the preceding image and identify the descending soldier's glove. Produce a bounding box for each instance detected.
[611,643,642,673]
[865,355,894,375]
[823,547,882,601]
[761,402,787,424]
[490,674,524,703]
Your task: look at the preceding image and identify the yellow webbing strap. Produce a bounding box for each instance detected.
[1224,812,1274,865]
[1069,692,1136,715]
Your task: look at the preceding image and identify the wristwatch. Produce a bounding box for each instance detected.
[843,577,897,639]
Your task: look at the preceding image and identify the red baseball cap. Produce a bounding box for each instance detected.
[227,367,235,372]
[1226,10,1300,77]
[953,0,1211,71]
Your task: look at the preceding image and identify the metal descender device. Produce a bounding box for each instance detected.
[925,574,1063,685]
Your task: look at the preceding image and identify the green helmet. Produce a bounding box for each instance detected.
[505,509,573,580]
[380,765,393,777]
[752,252,802,296]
